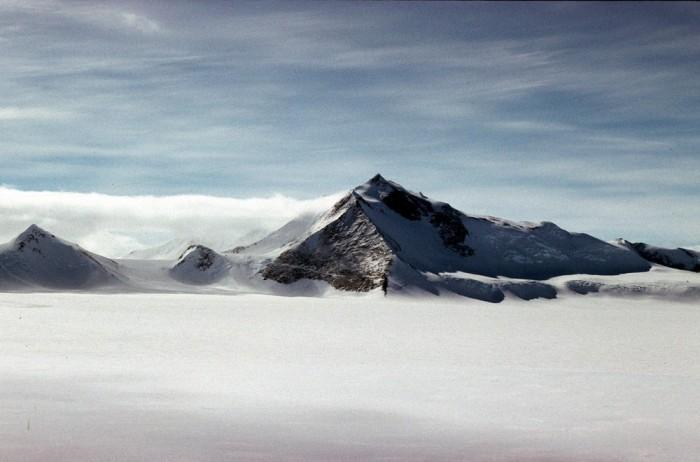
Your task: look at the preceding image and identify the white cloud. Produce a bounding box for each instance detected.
[1,0,163,34]
[0,106,72,120]
[489,120,574,132]
[0,187,344,257]
[118,12,161,34]
[64,5,163,35]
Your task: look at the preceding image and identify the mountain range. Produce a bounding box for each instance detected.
[0,175,697,301]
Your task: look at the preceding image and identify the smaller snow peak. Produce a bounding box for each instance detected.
[20,224,51,238]
[14,224,57,252]
[179,244,207,260]
[25,223,43,233]
[170,244,231,284]
[176,245,222,272]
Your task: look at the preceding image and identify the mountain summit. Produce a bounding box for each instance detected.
[255,175,650,293]
[0,224,123,289]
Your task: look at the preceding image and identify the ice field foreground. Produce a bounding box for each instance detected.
[2,293,699,461]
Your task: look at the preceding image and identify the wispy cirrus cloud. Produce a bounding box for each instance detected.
[0,106,72,120]
[0,1,698,244]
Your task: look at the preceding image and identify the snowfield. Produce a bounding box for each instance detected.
[1,292,699,461]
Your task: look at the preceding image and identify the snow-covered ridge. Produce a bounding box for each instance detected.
[126,238,202,260]
[616,239,699,272]
[0,176,698,301]
[256,174,651,294]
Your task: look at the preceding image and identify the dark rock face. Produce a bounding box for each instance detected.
[262,198,393,291]
[175,245,216,271]
[377,184,473,257]
[566,280,603,295]
[381,189,432,221]
[630,242,700,272]
[258,175,652,295]
[14,225,55,255]
[429,205,473,257]
[500,281,557,300]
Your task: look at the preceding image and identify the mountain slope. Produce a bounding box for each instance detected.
[0,225,124,289]
[616,239,700,272]
[126,238,201,260]
[262,197,393,291]
[127,235,248,260]
[255,175,650,293]
[228,212,322,258]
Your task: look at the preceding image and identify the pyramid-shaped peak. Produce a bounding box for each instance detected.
[178,244,214,260]
[13,224,61,252]
[24,223,48,234]
[369,173,387,184]
[355,174,406,195]
[171,243,230,284]
[16,224,55,241]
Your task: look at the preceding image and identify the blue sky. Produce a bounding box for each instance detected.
[0,1,699,249]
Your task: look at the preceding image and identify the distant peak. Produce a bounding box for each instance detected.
[369,173,387,184]
[356,174,402,193]
[25,223,45,233]
[18,224,52,239]
[13,224,59,252]
[178,244,216,261]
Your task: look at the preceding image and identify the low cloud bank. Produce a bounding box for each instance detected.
[0,187,343,257]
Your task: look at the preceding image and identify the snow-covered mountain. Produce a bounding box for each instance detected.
[0,224,124,289]
[169,245,231,284]
[244,175,650,294]
[2,176,698,301]
[616,239,699,272]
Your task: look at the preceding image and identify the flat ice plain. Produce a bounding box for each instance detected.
[1,292,699,461]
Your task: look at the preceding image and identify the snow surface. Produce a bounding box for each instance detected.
[1,292,698,461]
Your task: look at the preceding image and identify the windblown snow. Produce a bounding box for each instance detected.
[1,293,699,462]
